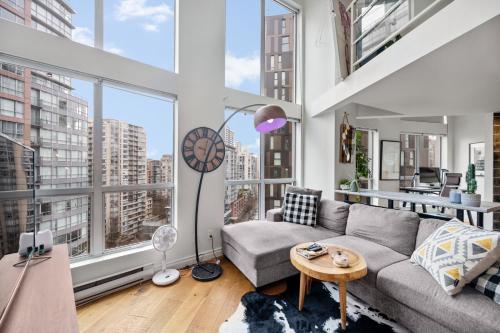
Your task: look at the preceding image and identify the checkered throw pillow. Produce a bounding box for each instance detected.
[283,192,318,226]
[470,262,500,305]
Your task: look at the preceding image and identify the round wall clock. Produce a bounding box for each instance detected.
[182,127,225,173]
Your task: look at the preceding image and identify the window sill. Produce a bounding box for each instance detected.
[70,243,154,270]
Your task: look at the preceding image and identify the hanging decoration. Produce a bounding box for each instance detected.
[339,112,353,163]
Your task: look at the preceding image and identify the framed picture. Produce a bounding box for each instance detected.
[469,142,485,176]
[380,140,401,180]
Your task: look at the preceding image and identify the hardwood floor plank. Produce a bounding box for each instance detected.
[78,259,252,333]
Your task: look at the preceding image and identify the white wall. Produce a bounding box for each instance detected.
[301,0,337,199]
[448,114,494,229]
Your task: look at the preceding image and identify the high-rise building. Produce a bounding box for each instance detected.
[264,122,293,210]
[89,119,149,248]
[0,0,90,258]
[224,126,259,223]
[264,13,295,103]
[147,159,163,184]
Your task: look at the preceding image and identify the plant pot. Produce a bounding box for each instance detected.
[449,190,462,204]
[461,193,481,207]
[350,179,359,192]
[340,184,350,191]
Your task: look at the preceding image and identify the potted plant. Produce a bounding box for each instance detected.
[339,178,351,190]
[355,130,372,189]
[462,164,481,207]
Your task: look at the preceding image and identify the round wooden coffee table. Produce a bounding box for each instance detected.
[290,242,367,330]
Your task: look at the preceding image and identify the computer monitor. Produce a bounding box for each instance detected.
[418,167,440,185]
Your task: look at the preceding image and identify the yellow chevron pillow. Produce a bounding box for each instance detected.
[410,219,500,295]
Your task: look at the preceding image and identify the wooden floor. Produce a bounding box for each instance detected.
[77,259,254,333]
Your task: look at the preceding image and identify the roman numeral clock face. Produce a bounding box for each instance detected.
[182,127,225,173]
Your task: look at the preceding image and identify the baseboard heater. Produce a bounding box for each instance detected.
[74,263,154,306]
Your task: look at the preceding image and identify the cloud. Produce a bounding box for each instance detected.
[72,27,94,46]
[104,46,124,55]
[225,52,260,88]
[143,23,159,32]
[115,0,173,32]
[72,26,124,55]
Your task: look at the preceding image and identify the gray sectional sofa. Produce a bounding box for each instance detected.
[221,200,500,333]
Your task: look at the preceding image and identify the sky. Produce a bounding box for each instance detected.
[68,0,291,159]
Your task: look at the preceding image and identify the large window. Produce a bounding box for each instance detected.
[0,60,175,259]
[102,86,174,250]
[226,0,297,102]
[0,62,93,259]
[0,1,175,71]
[400,133,443,187]
[104,0,175,70]
[224,108,296,224]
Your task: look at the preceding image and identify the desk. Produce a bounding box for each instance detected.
[400,186,441,194]
[0,245,78,333]
[336,189,500,228]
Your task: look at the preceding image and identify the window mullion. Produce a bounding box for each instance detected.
[259,130,266,219]
[91,81,103,256]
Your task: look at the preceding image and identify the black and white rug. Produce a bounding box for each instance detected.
[220,277,409,333]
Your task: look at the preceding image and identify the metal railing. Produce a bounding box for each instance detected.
[347,0,453,73]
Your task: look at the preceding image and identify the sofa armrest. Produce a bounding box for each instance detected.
[266,208,283,222]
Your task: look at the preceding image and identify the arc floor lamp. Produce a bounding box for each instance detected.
[181,104,288,281]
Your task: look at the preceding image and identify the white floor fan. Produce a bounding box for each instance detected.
[152,225,180,286]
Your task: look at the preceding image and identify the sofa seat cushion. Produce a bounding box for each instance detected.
[320,235,408,287]
[377,259,500,333]
[346,204,420,256]
[222,220,339,269]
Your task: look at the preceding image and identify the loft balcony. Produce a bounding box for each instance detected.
[313,0,500,117]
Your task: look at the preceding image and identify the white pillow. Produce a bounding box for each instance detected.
[410,219,500,295]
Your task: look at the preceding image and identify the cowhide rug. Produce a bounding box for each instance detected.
[220,276,409,333]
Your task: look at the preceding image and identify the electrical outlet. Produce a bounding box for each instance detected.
[208,229,215,239]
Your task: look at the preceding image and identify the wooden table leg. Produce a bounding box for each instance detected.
[299,272,306,311]
[306,276,312,295]
[338,281,347,330]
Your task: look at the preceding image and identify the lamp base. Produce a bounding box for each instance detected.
[192,263,222,282]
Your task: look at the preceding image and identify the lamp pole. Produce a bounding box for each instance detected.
[192,104,265,281]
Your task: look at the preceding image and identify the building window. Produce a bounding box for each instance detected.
[281,71,286,85]
[274,72,279,87]
[281,18,286,34]
[277,55,282,69]
[224,109,296,224]
[270,55,275,69]
[281,36,290,52]
[0,98,23,118]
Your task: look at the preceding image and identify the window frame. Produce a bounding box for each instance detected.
[224,111,298,221]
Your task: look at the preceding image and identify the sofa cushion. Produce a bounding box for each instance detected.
[346,204,420,256]
[377,259,500,333]
[317,199,349,234]
[410,219,500,295]
[320,235,408,287]
[221,220,339,269]
[416,218,447,248]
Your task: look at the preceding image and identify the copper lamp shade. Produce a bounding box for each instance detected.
[254,105,287,133]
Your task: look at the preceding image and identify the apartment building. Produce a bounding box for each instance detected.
[264,13,295,102]
[0,0,89,257]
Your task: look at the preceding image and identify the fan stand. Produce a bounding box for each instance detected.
[153,251,180,286]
